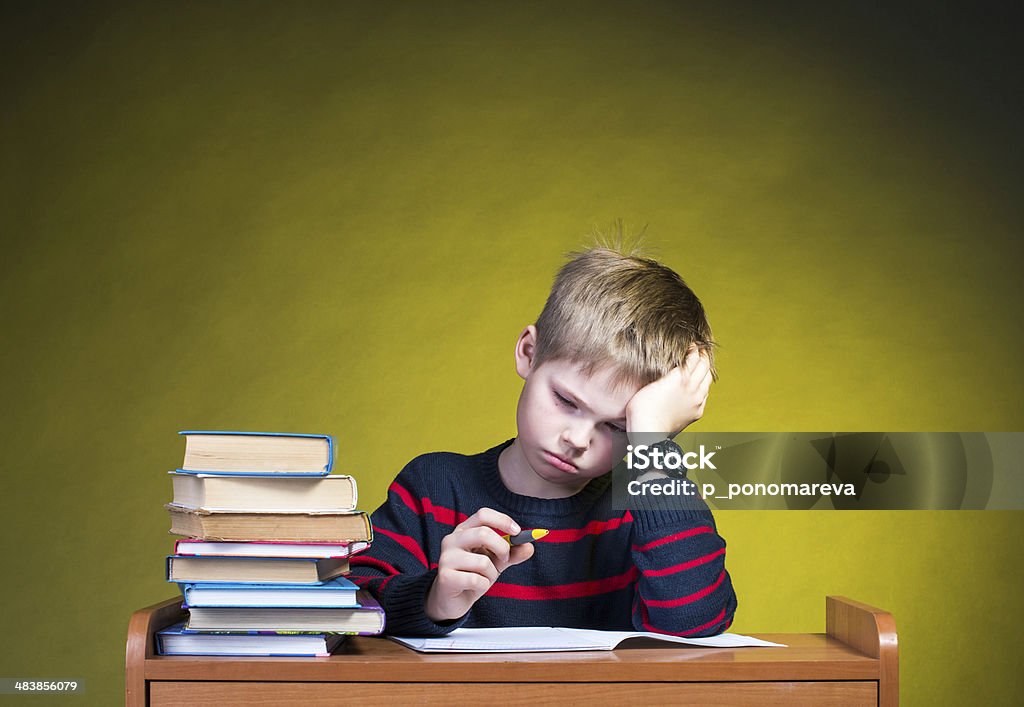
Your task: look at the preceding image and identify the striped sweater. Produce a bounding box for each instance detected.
[348,438,737,637]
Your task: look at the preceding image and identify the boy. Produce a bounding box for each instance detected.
[348,244,737,636]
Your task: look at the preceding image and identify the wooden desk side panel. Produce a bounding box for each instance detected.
[126,597,188,707]
[825,595,898,707]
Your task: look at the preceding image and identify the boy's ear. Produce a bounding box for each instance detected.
[514,325,538,380]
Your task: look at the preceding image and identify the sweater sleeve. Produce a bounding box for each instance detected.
[628,477,738,636]
[347,460,470,636]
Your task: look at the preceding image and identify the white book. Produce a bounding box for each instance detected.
[157,622,344,656]
[169,471,357,512]
[174,539,369,559]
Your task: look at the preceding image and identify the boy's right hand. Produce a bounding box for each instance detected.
[626,344,713,441]
[425,508,535,623]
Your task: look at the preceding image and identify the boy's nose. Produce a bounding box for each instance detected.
[561,423,590,452]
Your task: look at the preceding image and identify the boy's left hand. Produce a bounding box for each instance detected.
[626,345,712,440]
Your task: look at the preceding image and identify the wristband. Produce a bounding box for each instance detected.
[648,437,688,480]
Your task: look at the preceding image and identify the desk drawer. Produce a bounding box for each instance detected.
[151,680,878,705]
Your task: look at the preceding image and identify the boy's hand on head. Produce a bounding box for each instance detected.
[626,345,712,441]
[425,507,535,623]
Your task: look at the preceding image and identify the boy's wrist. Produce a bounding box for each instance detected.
[628,436,689,480]
[425,581,461,623]
[378,570,466,637]
[627,426,675,448]
[625,407,672,444]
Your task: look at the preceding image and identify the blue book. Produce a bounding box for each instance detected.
[181,576,361,608]
[157,622,345,656]
[177,431,336,476]
[184,592,385,634]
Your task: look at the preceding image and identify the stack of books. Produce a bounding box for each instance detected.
[156,430,384,657]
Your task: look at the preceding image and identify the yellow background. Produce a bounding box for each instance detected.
[2,2,1022,703]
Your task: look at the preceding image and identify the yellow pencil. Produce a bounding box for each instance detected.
[502,528,549,545]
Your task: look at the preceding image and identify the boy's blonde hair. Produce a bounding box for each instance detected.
[533,228,716,390]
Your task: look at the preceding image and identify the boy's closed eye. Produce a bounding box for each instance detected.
[553,390,577,409]
[552,390,626,434]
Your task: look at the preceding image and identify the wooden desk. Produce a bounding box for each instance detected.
[126,595,897,706]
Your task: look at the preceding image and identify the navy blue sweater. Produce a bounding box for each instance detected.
[349,438,737,636]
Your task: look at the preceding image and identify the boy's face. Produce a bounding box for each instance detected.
[500,326,640,499]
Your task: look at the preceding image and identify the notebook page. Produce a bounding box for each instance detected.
[389,627,786,653]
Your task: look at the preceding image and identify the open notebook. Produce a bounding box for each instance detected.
[389,627,786,653]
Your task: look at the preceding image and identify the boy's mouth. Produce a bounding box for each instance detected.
[542,450,578,473]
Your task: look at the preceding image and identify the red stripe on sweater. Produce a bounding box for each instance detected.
[643,570,725,608]
[348,555,401,576]
[641,548,725,577]
[374,527,429,568]
[389,481,420,511]
[390,481,633,540]
[678,607,729,637]
[346,574,372,587]
[389,482,469,526]
[640,603,729,637]
[348,573,398,593]
[543,513,633,542]
[487,566,639,600]
[632,525,712,552]
[375,574,397,592]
